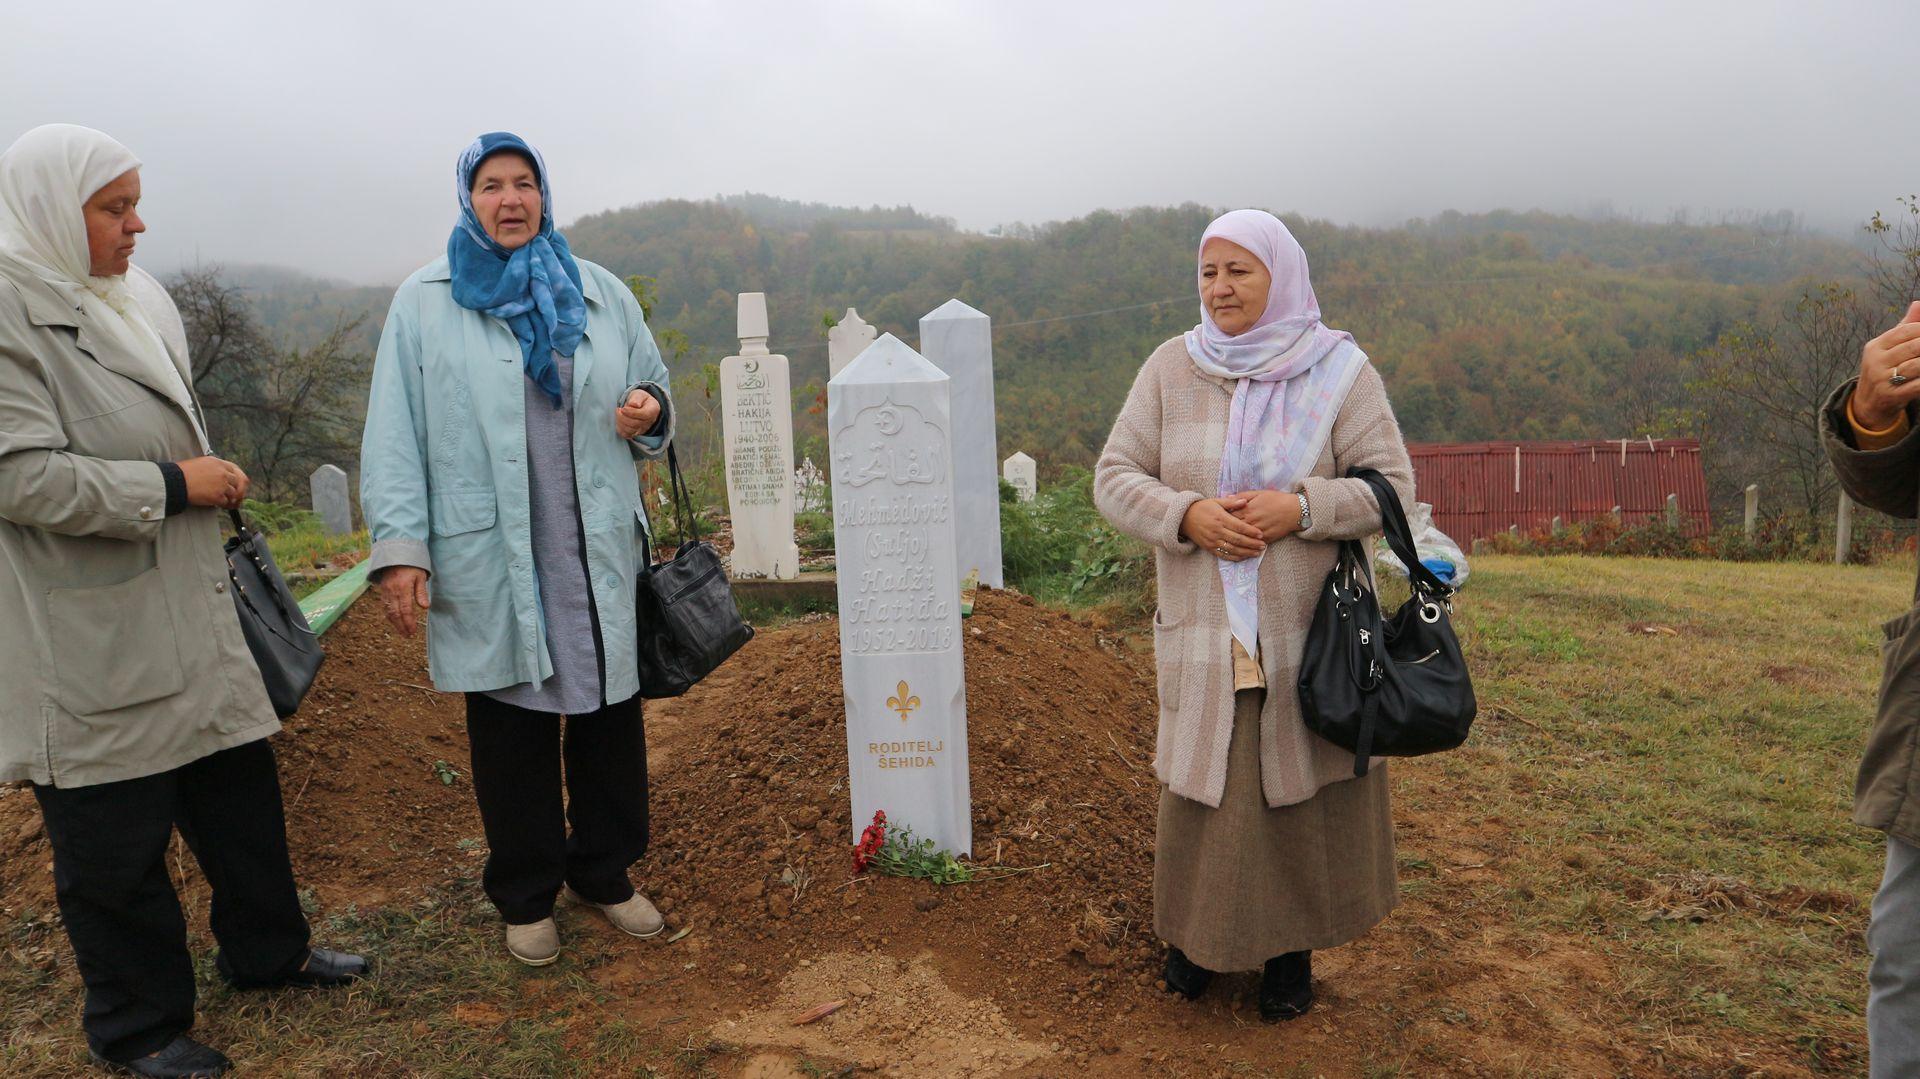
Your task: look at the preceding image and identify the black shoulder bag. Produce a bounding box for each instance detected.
[1297,468,1476,776]
[225,508,325,717]
[635,443,755,698]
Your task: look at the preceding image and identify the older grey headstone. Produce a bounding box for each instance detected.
[310,464,351,535]
[1003,451,1037,503]
[918,299,1003,589]
[828,333,971,856]
[1744,484,1759,539]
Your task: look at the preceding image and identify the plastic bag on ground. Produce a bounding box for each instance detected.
[1374,501,1469,587]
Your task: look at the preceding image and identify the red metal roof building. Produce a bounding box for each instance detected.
[1406,439,1711,543]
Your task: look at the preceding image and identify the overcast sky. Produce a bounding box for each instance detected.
[4,0,1910,284]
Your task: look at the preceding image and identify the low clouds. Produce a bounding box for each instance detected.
[4,0,1908,283]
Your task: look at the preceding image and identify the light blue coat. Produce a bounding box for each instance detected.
[359,255,672,700]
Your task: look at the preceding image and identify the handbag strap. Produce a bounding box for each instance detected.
[1351,689,1379,778]
[1347,468,1452,599]
[643,443,699,568]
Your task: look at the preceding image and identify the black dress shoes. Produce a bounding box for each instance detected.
[90,1034,231,1077]
[1259,949,1313,1021]
[220,947,369,990]
[1163,945,1214,1000]
[283,947,369,988]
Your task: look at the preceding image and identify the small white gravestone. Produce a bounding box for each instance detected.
[720,293,801,579]
[1002,451,1037,503]
[828,333,972,856]
[828,307,878,381]
[310,464,352,535]
[918,299,1003,589]
[794,456,828,515]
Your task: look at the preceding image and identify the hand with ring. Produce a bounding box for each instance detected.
[1180,496,1265,562]
[1850,300,1920,430]
[176,455,251,510]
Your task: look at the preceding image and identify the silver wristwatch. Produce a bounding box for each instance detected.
[1296,491,1311,532]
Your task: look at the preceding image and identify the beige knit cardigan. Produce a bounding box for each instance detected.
[1094,336,1416,809]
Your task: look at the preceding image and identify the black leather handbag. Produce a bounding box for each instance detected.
[635,443,754,698]
[1297,468,1475,776]
[225,508,325,717]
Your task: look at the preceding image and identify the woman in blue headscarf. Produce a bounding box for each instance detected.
[360,132,675,966]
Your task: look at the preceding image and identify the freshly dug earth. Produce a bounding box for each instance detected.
[0,588,1706,1075]
[0,598,479,921]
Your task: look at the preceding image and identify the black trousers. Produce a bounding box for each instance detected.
[464,693,650,925]
[32,739,311,1064]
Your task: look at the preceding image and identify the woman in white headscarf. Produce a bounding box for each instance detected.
[0,124,364,1079]
[1094,209,1415,1021]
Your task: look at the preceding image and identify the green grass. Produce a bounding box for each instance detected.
[1422,553,1906,1072]
[267,527,369,597]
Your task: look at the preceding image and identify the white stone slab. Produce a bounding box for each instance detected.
[828,333,972,856]
[828,307,877,380]
[1003,451,1037,503]
[720,293,800,579]
[310,463,351,535]
[918,299,1003,589]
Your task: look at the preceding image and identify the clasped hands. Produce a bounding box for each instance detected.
[1180,490,1303,562]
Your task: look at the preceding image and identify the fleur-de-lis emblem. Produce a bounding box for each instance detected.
[886,681,920,723]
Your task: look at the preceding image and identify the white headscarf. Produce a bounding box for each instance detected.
[0,124,206,450]
[1186,209,1367,659]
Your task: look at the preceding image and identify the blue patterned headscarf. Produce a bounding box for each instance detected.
[448,132,585,407]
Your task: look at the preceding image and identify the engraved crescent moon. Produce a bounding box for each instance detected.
[874,407,903,436]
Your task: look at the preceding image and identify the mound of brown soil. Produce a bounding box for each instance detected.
[644,590,1167,1028]
[0,598,480,919]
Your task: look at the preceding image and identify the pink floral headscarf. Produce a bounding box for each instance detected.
[1185,209,1367,660]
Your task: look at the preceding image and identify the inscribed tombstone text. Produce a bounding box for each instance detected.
[720,292,800,579]
[828,333,972,856]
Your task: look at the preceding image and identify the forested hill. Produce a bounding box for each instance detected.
[237,195,1872,476]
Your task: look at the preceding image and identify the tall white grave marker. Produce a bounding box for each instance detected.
[1002,451,1037,503]
[720,292,800,579]
[827,308,877,380]
[829,334,972,856]
[918,299,1003,588]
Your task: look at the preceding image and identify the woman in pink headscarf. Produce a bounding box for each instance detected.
[1094,209,1416,1021]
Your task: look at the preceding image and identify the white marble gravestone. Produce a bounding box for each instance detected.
[918,299,1003,589]
[828,333,972,856]
[719,293,801,579]
[310,463,352,535]
[1002,451,1037,503]
[827,307,877,380]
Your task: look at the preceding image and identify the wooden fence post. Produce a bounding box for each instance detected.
[1836,494,1854,565]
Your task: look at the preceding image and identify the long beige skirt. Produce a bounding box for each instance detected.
[1153,689,1398,972]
